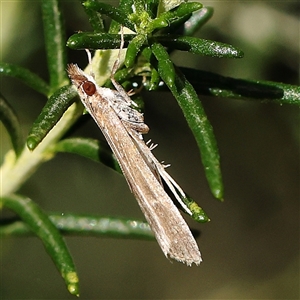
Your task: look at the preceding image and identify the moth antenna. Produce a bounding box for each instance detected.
[85,49,95,78]
[85,49,92,65]
[111,25,124,78]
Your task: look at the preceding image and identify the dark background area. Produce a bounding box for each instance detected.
[1,1,299,299]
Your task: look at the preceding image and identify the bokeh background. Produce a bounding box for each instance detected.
[1,1,299,299]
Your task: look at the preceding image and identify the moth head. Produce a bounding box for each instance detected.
[67,64,97,98]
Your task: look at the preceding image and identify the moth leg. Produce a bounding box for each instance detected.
[110,26,138,107]
[127,75,146,97]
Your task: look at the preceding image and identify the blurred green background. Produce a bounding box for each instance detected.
[1,1,299,299]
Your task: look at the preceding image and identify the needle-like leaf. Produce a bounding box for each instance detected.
[0,93,23,156]
[1,194,79,296]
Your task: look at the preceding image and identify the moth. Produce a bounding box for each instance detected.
[67,39,202,266]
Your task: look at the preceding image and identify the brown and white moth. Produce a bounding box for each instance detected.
[67,39,202,266]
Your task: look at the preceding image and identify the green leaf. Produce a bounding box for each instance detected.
[184,7,214,36]
[1,194,79,296]
[253,80,300,105]
[150,43,175,88]
[142,0,159,18]
[109,0,136,33]
[0,63,50,96]
[172,74,224,200]
[156,35,244,58]
[0,93,24,156]
[27,85,79,150]
[0,212,154,240]
[79,0,105,32]
[157,0,186,14]
[180,67,300,105]
[83,0,135,32]
[181,196,210,223]
[125,34,147,67]
[67,32,135,50]
[146,44,224,200]
[131,0,145,13]
[150,2,202,31]
[41,0,68,93]
[54,137,122,174]
[149,68,161,90]
[51,214,153,239]
[118,0,135,14]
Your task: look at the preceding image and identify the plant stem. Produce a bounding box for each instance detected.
[0,103,82,197]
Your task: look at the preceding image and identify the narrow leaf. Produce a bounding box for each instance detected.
[149,68,161,91]
[0,93,24,156]
[54,137,122,173]
[156,35,244,58]
[252,80,300,105]
[124,34,147,67]
[181,196,210,223]
[79,0,105,32]
[108,0,135,33]
[184,7,214,36]
[67,32,135,50]
[147,44,224,200]
[131,0,145,13]
[150,2,202,31]
[41,0,68,92]
[27,85,78,150]
[170,71,224,199]
[143,0,159,18]
[0,213,154,240]
[0,63,50,96]
[118,0,135,14]
[83,0,135,32]
[157,0,186,14]
[1,194,79,296]
[150,43,175,88]
[180,67,300,105]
